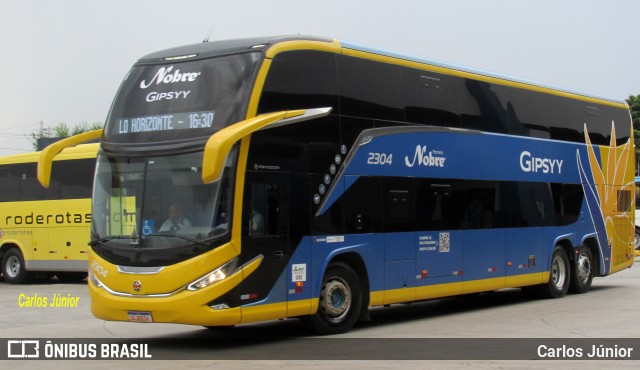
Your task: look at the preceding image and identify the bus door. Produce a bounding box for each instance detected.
[240,171,290,319]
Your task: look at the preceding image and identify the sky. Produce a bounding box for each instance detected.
[1,0,639,156]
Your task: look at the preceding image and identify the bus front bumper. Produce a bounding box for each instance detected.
[88,270,243,327]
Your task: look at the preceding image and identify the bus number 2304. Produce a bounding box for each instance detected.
[367,152,393,165]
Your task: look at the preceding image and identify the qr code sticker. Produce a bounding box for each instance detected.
[439,232,450,253]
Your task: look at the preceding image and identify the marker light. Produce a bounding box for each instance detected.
[89,271,103,288]
[164,54,197,61]
[187,258,238,291]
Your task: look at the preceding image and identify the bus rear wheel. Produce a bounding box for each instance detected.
[2,248,32,284]
[542,246,570,298]
[568,247,593,294]
[302,262,362,335]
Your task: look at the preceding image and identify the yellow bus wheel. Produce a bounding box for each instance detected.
[2,248,32,284]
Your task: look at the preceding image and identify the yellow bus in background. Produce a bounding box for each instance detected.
[0,143,97,284]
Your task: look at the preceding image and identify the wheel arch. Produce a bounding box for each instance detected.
[553,238,574,264]
[1,241,25,261]
[582,236,603,276]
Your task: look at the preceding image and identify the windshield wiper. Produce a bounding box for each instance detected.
[142,233,209,248]
[89,236,139,247]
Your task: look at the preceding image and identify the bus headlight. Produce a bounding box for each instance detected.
[187,258,238,291]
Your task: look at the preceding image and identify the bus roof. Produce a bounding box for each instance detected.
[0,143,99,165]
[135,35,626,108]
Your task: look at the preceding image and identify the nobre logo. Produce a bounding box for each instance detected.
[140,66,201,89]
[405,145,446,168]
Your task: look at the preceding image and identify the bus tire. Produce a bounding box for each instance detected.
[568,247,593,294]
[635,227,640,251]
[56,272,88,283]
[302,262,362,335]
[541,246,570,298]
[2,248,31,284]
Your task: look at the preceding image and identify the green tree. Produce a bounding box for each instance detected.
[626,94,640,153]
[30,121,103,150]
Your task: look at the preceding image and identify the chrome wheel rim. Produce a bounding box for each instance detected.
[5,255,21,278]
[577,252,592,285]
[551,254,567,290]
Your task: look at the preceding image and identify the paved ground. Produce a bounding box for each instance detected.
[1,256,639,368]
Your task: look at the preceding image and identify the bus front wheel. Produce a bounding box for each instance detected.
[2,248,31,284]
[302,262,362,335]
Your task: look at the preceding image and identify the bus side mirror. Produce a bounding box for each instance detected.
[201,107,331,184]
[37,129,103,188]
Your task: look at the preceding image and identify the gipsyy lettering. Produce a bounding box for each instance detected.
[520,151,563,174]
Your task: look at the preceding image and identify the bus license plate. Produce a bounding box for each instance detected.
[128,311,153,323]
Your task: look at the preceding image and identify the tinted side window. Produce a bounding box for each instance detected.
[611,107,632,145]
[507,87,552,139]
[0,160,94,202]
[258,51,339,114]
[312,176,382,235]
[585,104,631,146]
[415,179,466,231]
[462,181,503,229]
[402,68,460,127]
[549,98,583,143]
[248,115,340,174]
[382,177,414,232]
[550,183,584,225]
[338,55,404,121]
[342,177,382,234]
[244,181,287,238]
[460,80,508,133]
[18,163,59,201]
[507,182,556,227]
[54,159,95,199]
[0,166,20,202]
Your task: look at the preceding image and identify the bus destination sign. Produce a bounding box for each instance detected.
[115,111,215,135]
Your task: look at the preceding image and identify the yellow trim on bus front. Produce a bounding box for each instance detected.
[89,242,240,295]
[265,38,342,59]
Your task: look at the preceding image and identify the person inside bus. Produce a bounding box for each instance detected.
[159,202,192,233]
[249,207,264,236]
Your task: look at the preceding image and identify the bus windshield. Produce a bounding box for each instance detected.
[103,52,262,145]
[91,147,237,266]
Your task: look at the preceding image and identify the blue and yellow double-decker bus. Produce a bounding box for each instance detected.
[39,36,635,334]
